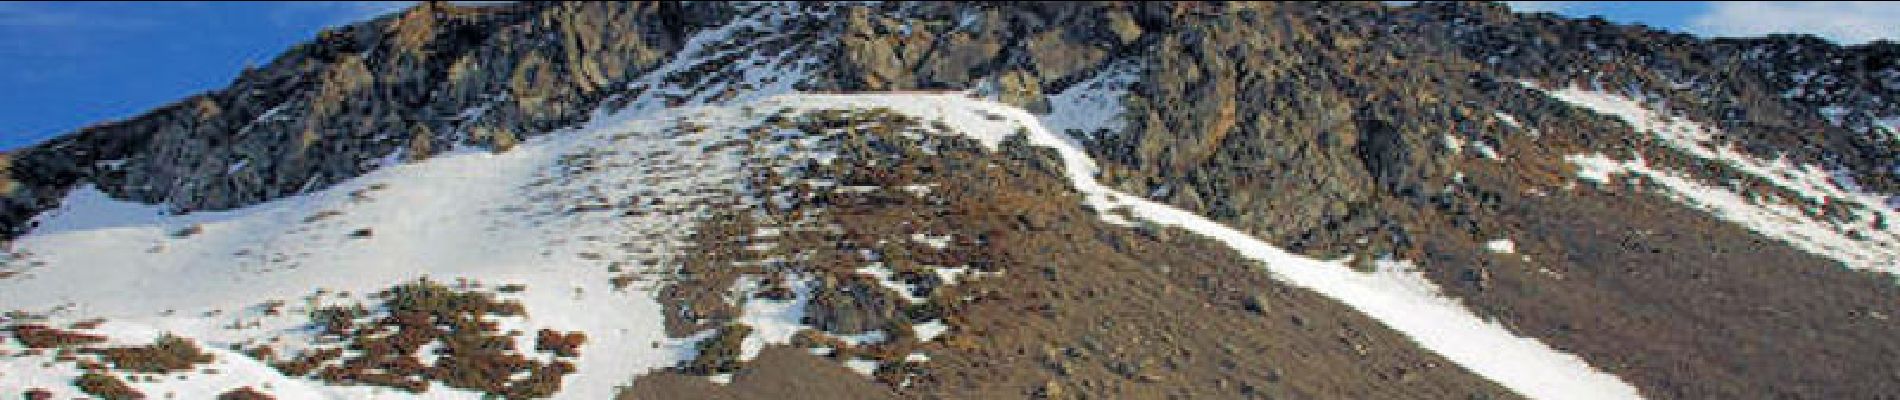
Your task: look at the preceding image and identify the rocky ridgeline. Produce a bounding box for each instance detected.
[3,2,1900,398]
[3,1,1894,247]
[0,1,730,237]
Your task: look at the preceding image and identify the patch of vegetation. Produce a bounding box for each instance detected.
[682,323,752,375]
[86,333,215,373]
[309,304,368,335]
[268,347,339,377]
[535,329,586,358]
[73,372,143,400]
[216,387,274,400]
[267,279,583,399]
[7,324,106,348]
[22,388,53,400]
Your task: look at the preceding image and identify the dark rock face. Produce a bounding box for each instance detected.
[16,1,1888,245]
[0,2,732,236]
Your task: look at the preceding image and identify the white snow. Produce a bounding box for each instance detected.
[910,320,949,342]
[841,358,880,376]
[1,96,776,398]
[732,274,818,362]
[0,16,836,392]
[1878,117,1900,138]
[1041,61,1139,141]
[909,233,953,249]
[1485,239,1518,254]
[897,184,934,197]
[1443,134,1467,155]
[741,93,1641,400]
[0,320,363,399]
[853,264,926,304]
[830,331,888,347]
[1496,112,1522,129]
[2,62,1646,399]
[1819,106,1851,126]
[1536,85,1900,273]
[1569,153,1900,272]
[932,266,972,286]
[1473,140,1504,160]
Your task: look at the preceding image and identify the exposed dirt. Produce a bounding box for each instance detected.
[624,347,901,400]
[1411,159,1900,399]
[632,110,1519,399]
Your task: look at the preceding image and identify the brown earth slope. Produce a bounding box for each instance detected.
[629,109,1518,399]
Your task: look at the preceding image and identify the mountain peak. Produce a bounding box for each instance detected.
[3,2,1898,399]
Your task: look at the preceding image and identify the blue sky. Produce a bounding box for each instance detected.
[2,1,1898,150]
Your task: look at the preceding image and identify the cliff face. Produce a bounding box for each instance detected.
[6,2,1894,240]
[4,2,1900,398]
[0,2,731,236]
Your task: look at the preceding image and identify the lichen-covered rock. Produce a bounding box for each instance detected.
[805,275,904,335]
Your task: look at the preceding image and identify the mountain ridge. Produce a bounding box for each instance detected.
[3,2,1899,399]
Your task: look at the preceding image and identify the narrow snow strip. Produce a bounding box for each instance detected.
[757,93,1643,400]
[1568,153,1899,268]
[1535,85,1900,272]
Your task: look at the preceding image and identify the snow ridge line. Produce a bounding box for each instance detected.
[764,93,1644,400]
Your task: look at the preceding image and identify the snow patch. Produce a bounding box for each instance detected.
[733,274,817,362]
[842,359,880,376]
[1538,85,1900,272]
[909,233,953,249]
[1485,239,1518,254]
[853,264,926,304]
[1042,61,1140,141]
[911,320,950,342]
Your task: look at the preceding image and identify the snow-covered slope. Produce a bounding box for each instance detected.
[0,5,843,397]
[4,90,1643,399]
[1536,85,1900,273]
[0,99,770,398]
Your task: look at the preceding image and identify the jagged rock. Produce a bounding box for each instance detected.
[805,275,903,335]
[992,70,1050,114]
[3,3,1897,399]
[0,2,733,235]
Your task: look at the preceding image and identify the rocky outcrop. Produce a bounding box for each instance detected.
[804,276,904,335]
[1,1,731,236]
[6,2,1900,398]
[7,1,1894,245]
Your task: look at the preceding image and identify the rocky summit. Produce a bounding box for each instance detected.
[2,2,1898,399]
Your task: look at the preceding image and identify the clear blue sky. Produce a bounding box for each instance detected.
[2,1,1896,150]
